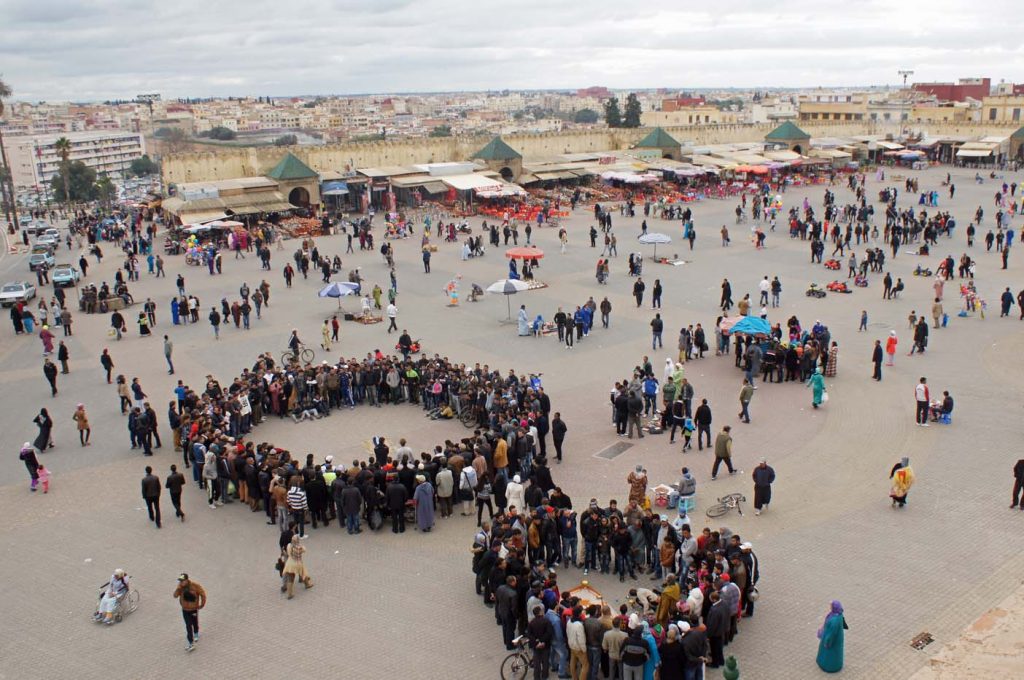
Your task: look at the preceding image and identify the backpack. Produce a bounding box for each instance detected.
[621,636,649,666]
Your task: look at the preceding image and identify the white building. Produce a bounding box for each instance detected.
[6,131,146,188]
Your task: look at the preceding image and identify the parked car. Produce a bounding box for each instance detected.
[0,281,37,307]
[24,220,50,236]
[29,249,55,271]
[51,264,80,287]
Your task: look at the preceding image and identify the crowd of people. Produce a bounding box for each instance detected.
[125,341,568,591]
[470,464,765,678]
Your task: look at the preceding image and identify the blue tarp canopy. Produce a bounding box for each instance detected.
[730,316,772,336]
[322,181,349,196]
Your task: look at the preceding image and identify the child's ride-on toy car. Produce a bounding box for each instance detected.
[826,280,853,294]
[806,283,827,298]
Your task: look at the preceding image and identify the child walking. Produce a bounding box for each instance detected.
[37,464,51,493]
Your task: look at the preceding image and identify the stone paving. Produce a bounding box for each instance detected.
[1,166,1023,679]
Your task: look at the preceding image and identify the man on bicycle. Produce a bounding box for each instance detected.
[288,329,302,359]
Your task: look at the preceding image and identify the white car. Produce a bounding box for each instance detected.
[36,229,60,248]
[29,249,55,271]
[52,264,81,287]
[0,281,37,307]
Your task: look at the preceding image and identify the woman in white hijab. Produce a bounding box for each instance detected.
[683,584,704,620]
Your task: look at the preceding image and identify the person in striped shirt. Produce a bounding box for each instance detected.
[287,483,308,538]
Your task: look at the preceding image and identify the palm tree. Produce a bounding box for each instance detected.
[0,75,21,231]
[54,136,72,207]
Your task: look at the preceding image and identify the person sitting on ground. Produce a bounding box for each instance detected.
[292,401,322,423]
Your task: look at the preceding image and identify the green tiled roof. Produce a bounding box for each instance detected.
[472,137,522,160]
[765,121,811,141]
[267,153,318,180]
[636,127,680,149]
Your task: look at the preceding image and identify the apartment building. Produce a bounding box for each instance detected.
[910,102,972,124]
[748,98,798,123]
[798,91,868,121]
[641,107,738,126]
[5,131,145,188]
[981,95,1024,123]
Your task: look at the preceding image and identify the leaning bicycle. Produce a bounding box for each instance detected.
[706,492,745,518]
[500,635,533,680]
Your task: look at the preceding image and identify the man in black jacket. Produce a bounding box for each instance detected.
[385,474,408,533]
[43,358,59,396]
[551,412,567,462]
[331,474,347,529]
[340,480,363,534]
[705,591,730,668]
[694,399,713,450]
[682,622,709,673]
[526,605,553,679]
[626,392,644,439]
[141,466,161,528]
[633,278,645,307]
[495,575,519,650]
[614,390,629,436]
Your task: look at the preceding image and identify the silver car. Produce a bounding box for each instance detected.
[36,229,60,248]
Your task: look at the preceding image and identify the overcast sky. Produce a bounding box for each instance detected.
[2,0,1023,101]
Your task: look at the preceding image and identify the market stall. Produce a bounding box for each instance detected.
[504,247,546,287]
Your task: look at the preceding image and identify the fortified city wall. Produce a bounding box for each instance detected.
[161,120,1023,185]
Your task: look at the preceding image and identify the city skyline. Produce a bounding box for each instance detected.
[2,0,1023,101]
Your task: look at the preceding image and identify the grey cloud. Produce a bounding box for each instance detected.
[1,0,1023,100]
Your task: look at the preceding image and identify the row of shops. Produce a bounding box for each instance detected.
[158,124,1024,229]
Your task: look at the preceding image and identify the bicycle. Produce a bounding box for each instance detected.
[705,492,746,518]
[281,344,315,366]
[459,406,477,429]
[500,635,533,680]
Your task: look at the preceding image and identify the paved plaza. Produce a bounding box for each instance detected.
[2,166,1023,679]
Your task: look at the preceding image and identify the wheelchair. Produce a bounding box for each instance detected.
[93,582,140,624]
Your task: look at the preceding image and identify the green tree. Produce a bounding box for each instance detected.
[129,155,159,177]
[0,75,20,228]
[623,93,642,128]
[204,126,236,141]
[603,98,622,127]
[429,124,452,137]
[49,161,97,202]
[54,137,73,210]
[273,134,298,146]
[574,108,599,124]
[95,174,116,208]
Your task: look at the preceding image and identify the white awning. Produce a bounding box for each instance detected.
[476,183,527,198]
[875,141,904,150]
[441,174,503,191]
[956,148,993,158]
[958,142,999,151]
[809,149,853,159]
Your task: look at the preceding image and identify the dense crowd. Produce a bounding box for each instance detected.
[470,464,762,679]
[164,347,562,547]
